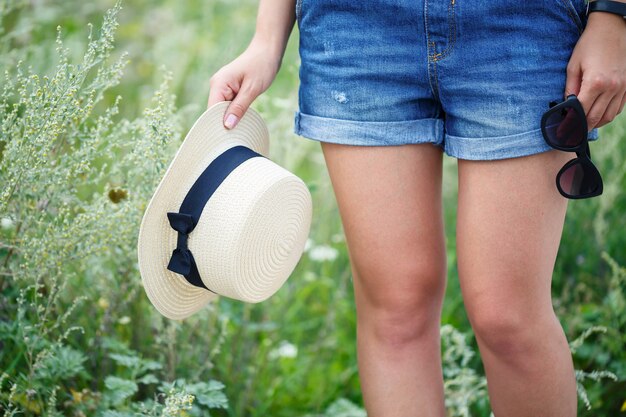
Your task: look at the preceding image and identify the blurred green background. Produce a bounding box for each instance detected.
[0,1,624,416]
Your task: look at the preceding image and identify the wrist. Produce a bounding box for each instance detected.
[586,0,626,28]
[250,33,287,62]
[246,35,284,76]
[587,9,626,29]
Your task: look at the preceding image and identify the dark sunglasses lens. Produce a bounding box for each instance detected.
[558,159,600,197]
[545,105,585,148]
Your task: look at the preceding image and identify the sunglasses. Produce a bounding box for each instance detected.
[540,94,603,199]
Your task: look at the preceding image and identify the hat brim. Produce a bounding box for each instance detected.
[137,101,270,320]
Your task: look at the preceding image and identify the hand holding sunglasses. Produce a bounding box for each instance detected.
[540,94,604,199]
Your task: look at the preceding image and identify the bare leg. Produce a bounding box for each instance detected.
[456,149,577,417]
[320,141,447,417]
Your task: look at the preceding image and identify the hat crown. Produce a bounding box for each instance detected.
[190,157,309,300]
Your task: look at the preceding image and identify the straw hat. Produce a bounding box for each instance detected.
[137,101,313,320]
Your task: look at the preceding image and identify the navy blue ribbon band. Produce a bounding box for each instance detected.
[166,145,266,292]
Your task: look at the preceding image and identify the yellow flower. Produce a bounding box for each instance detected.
[97,297,110,309]
[70,387,83,403]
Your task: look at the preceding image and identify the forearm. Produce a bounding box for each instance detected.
[250,0,296,61]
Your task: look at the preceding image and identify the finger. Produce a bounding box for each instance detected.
[564,60,583,99]
[223,78,260,129]
[586,90,615,131]
[207,76,238,108]
[596,92,623,128]
[618,89,626,114]
[576,74,604,127]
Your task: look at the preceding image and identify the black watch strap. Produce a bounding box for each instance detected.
[587,0,626,18]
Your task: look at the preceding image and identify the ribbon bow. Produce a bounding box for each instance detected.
[165,211,218,294]
[165,212,214,292]
[166,212,196,276]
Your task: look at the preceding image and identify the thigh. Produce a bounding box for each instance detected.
[320,141,447,312]
[456,149,573,325]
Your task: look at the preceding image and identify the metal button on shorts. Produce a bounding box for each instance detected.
[293,0,599,160]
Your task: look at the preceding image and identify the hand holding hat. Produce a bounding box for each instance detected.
[137,101,313,320]
[207,37,282,131]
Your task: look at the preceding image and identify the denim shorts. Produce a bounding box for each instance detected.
[292,0,600,160]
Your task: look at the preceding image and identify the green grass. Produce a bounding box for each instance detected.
[0,1,624,416]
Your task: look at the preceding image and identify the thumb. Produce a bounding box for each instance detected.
[564,60,582,99]
[223,79,258,130]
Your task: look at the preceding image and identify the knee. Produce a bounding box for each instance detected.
[468,307,543,358]
[367,305,439,348]
[357,261,446,347]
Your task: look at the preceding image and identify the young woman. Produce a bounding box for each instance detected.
[207,1,626,415]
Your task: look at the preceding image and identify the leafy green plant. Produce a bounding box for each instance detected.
[1,0,623,416]
[564,251,626,414]
[0,1,229,415]
[441,324,489,417]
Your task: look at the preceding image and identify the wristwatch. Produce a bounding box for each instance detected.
[586,0,626,19]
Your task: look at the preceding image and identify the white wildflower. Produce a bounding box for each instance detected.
[268,340,298,359]
[309,244,338,262]
[162,387,194,417]
[1,217,13,230]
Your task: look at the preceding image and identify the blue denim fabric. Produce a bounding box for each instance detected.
[293,0,599,160]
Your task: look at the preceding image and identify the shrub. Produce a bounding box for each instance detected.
[0,2,228,415]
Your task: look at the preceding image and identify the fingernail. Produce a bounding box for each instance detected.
[224,113,239,129]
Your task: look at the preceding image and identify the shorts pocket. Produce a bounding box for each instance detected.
[557,0,585,33]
